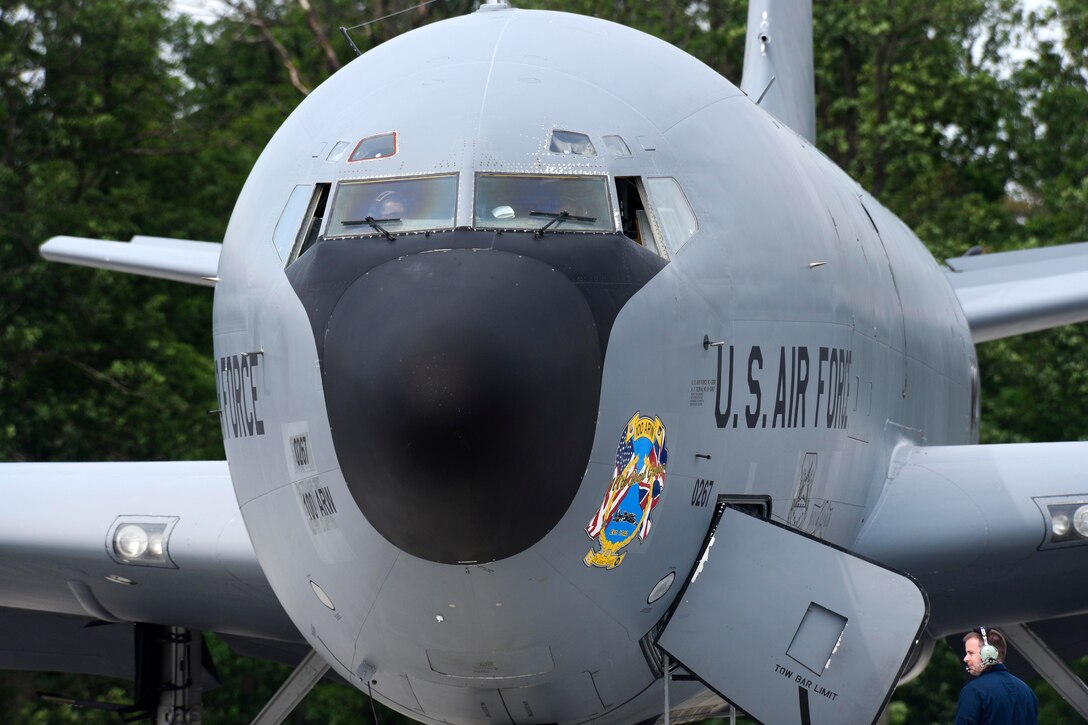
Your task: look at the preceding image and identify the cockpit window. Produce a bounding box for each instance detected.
[602,135,632,157]
[474,174,613,233]
[549,130,596,156]
[326,175,457,238]
[644,177,698,250]
[349,132,397,162]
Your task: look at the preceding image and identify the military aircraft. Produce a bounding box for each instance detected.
[3,1,1088,723]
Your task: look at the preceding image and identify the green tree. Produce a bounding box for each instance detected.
[979,2,1088,448]
[0,0,222,463]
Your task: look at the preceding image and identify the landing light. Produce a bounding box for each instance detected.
[1074,505,1088,537]
[148,532,165,558]
[115,525,148,559]
[1036,497,1088,549]
[107,516,178,568]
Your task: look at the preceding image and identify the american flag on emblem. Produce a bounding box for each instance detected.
[585,433,635,539]
[585,430,667,541]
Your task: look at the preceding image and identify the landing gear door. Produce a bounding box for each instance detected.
[657,507,928,725]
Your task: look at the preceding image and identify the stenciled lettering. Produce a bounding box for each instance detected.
[301,485,337,522]
[691,479,715,507]
[713,345,736,428]
[712,344,851,432]
[291,434,310,469]
[744,347,763,428]
[215,352,266,440]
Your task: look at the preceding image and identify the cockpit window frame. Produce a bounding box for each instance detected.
[348,131,398,163]
[323,173,459,240]
[472,173,616,234]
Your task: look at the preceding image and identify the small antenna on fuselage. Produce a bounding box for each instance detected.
[339,26,363,58]
[339,0,448,59]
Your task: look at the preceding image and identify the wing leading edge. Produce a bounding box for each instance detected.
[945,241,1088,342]
[852,442,1088,636]
[0,461,299,646]
[40,235,221,286]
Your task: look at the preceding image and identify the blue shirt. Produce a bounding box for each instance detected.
[954,664,1038,725]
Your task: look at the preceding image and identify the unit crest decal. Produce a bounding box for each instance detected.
[584,412,668,569]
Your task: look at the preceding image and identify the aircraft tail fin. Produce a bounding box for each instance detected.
[40,235,221,287]
[944,241,1088,342]
[740,0,815,143]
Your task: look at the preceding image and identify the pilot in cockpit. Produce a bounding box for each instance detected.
[368,189,406,220]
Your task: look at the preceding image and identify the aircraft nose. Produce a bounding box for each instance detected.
[322,250,602,564]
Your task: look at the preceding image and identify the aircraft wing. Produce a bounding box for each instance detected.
[944,241,1088,342]
[0,461,302,678]
[39,235,222,286]
[851,441,1088,636]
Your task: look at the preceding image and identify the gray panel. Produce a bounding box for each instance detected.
[659,508,927,725]
[426,646,553,679]
[407,678,513,725]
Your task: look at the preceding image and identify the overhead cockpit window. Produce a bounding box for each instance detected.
[645,177,698,250]
[326,175,457,238]
[603,135,632,157]
[474,174,613,233]
[349,132,397,162]
[549,130,596,156]
[326,141,351,163]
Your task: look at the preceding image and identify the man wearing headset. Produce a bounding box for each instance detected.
[955,628,1038,724]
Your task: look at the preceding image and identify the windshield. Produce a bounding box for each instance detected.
[474,175,613,232]
[326,175,457,238]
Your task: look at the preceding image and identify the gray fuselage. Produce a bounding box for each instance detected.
[211,8,975,723]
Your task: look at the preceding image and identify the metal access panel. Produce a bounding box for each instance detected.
[658,507,928,725]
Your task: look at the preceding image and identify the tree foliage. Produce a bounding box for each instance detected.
[1,0,1086,721]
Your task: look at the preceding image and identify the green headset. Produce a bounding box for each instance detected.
[978,627,1000,667]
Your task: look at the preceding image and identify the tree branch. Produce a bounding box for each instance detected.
[253,19,310,95]
[297,0,341,74]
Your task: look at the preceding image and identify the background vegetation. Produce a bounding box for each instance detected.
[1,0,1085,721]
